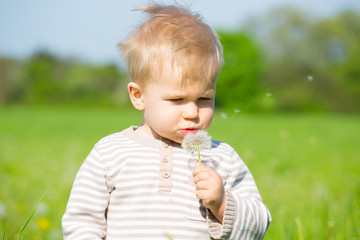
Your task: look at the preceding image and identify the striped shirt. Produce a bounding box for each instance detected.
[62,126,271,239]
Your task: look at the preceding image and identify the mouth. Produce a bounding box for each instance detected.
[180,128,198,135]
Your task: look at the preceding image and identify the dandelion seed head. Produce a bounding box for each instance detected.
[181,130,212,153]
[234,109,240,113]
[266,92,272,97]
[307,75,313,81]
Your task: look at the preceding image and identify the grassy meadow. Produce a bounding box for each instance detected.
[0,106,359,239]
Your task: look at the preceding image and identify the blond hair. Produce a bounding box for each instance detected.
[118,3,223,87]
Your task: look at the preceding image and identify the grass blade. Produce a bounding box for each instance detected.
[2,221,6,240]
[17,183,53,240]
[295,217,304,240]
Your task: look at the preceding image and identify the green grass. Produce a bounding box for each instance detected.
[0,106,359,239]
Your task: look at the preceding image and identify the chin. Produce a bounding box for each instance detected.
[171,136,183,144]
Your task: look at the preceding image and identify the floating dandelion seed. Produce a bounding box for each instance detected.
[307,75,313,81]
[266,92,272,97]
[220,112,228,119]
[181,130,211,166]
[230,109,241,119]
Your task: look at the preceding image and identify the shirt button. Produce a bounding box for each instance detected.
[162,171,170,178]
[162,156,168,163]
[162,142,169,148]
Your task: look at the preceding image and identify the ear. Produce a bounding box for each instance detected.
[128,82,145,111]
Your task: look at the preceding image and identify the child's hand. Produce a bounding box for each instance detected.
[193,163,226,223]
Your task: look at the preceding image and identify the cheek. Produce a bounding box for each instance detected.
[200,108,214,125]
[164,106,183,120]
[148,104,181,123]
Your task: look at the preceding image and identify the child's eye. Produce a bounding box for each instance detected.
[198,97,213,102]
[168,98,183,103]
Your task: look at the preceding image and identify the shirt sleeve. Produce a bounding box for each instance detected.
[62,146,110,240]
[207,148,271,240]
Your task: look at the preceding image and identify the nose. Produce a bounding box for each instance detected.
[182,102,199,119]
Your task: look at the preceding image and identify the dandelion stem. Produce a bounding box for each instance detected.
[197,145,202,166]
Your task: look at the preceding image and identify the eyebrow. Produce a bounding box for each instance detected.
[201,89,216,97]
[167,93,186,98]
[167,89,215,98]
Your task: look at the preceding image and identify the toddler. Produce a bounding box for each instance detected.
[62,3,271,239]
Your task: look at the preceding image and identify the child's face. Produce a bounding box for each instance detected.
[139,65,215,144]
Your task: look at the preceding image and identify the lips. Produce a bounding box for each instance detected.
[180,128,198,135]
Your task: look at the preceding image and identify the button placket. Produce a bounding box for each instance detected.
[158,143,172,192]
[162,155,168,163]
[162,171,170,178]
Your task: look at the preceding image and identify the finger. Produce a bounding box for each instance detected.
[193,164,205,176]
[193,165,212,177]
[195,179,210,190]
[196,190,222,208]
[195,189,209,201]
[193,171,211,183]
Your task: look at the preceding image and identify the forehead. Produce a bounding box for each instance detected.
[151,61,216,89]
[145,77,216,100]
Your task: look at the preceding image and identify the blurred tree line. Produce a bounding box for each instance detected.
[0,8,359,112]
[0,52,129,107]
[217,8,360,112]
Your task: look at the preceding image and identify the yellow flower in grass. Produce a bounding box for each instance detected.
[36,217,51,231]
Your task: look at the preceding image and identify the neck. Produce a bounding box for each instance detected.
[134,125,180,147]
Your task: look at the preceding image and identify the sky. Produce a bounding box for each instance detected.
[1,0,360,64]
